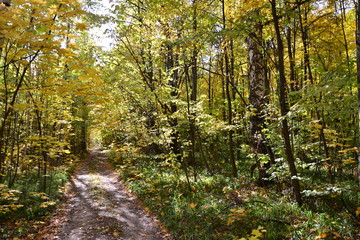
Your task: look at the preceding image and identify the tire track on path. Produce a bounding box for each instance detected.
[35,148,171,240]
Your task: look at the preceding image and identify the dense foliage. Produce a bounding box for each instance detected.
[98,0,360,239]
[0,0,104,237]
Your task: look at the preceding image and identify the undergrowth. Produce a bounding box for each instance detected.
[0,163,76,239]
[109,151,360,240]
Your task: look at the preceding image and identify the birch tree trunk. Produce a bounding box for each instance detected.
[247,20,271,184]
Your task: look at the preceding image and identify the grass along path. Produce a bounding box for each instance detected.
[30,147,171,240]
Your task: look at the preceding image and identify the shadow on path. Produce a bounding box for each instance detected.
[36,148,171,240]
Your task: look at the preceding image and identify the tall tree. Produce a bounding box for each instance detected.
[188,0,198,172]
[246,12,271,184]
[222,0,237,177]
[271,0,302,205]
[356,0,360,185]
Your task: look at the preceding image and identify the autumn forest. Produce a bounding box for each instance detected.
[0,0,360,239]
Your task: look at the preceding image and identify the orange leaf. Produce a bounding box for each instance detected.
[189,203,197,208]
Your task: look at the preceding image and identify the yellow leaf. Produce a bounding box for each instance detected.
[78,74,88,80]
[331,231,341,238]
[230,208,246,216]
[342,158,356,164]
[29,0,45,4]
[19,60,29,66]
[12,103,31,110]
[59,0,72,4]
[67,34,78,39]
[356,207,360,216]
[76,22,88,31]
[227,217,235,225]
[251,229,263,237]
[39,201,56,208]
[338,147,358,154]
[328,142,348,148]
[85,67,98,75]
[68,42,78,48]
[243,0,267,11]
[249,236,259,240]
[189,203,197,208]
[13,0,27,5]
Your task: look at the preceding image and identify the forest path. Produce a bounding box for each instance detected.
[33,147,170,240]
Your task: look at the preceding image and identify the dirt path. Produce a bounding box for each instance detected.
[34,148,171,240]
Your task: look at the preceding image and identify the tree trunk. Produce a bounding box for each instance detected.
[207,56,213,112]
[271,0,302,206]
[0,0,11,6]
[286,24,297,94]
[164,29,181,162]
[356,0,360,186]
[246,20,270,184]
[222,0,237,177]
[188,0,198,175]
[0,67,27,182]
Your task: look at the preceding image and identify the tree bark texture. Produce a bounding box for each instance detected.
[247,22,270,184]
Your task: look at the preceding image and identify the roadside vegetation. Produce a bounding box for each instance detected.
[109,149,359,240]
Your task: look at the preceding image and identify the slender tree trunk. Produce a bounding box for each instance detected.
[316,110,334,184]
[298,0,335,183]
[207,56,213,112]
[164,28,182,162]
[9,136,20,188]
[338,0,350,70]
[198,133,213,175]
[297,1,312,85]
[188,0,198,178]
[219,57,226,121]
[7,114,17,187]
[271,0,302,206]
[355,0,360,186]
[222,0,237,177]
[27,88,49,192]
[0,67,27,182]
[185,64,195,183]
[286,25,297,94]
[35,108,48,192]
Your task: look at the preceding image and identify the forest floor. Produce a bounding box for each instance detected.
[27,147,171,240]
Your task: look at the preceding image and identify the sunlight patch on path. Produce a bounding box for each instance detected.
[54,149,170,240]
